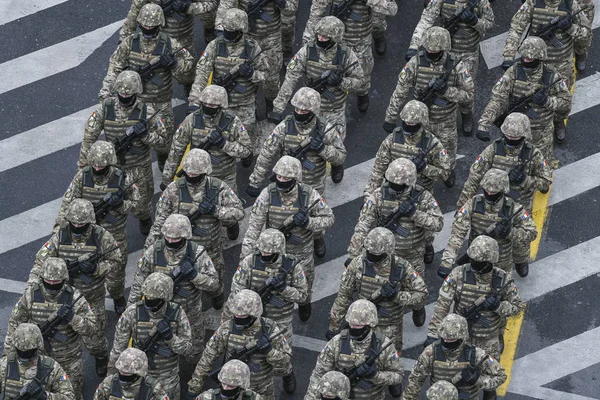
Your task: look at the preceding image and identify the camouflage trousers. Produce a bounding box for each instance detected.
[177,297,206,364]
[320,106,347,142]
[150,366,180,400]
[575,1,595,55]
[229,103,258,157]
[430,117,458,170]
[251,33,283,101]
[513,196,535,265]
[125,162,155,221]
[372,11,389,38]
[470,334,501,360]
[396,241,426,275]
[102,226,128,300]
[53,352,83,399]
[294,251,315,305]
[281,11,297,54]
[147,101,176,159]
[531,120,555,166]
[348,40,374,96]
[452,50,480,114]
[206,243,225,297]
[548,58,575,122]
[80,293,108,358]
[273,318,294,375]
[198,8,217,36]
[174,34,198,86]
[374,322,404,355]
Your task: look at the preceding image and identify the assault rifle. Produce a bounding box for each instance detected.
[114,107,164,158]
[459,279,514,327]
[169,248,207,298]
[66,246,119,285]
[94,179,140,224]
[413,60,461,107]
[247,0,275,31]
[534,6,590,48]
[342,340,393,390]
[493,78,561,128]
[285,124,338,171]
[256,261,296,307]
[451,357,487,399]
[160,0,188,23]
[11,368,53,400]
[198,119,236,165]
[378,197,415,238]
[411,142,438,169]
[484,206,524,237]
[134,47,185,86]
[506,154,536,200]
[38,294,84,353]
[185,187,225,237]
[330,0,361,22]
[278,198,321,245]
[442,0,483,35]
[369,272,402,318]
[212,49,264,94]
[135,320,175,369]
[306,61,359,101]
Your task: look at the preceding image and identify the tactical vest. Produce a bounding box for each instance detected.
[213,38,258,106]
[510,65,555,129]
[441,0,483,54]
[226,319,274,385]
[283,116,327,187]
[128,32,174,103]
[153,0,194,41]
[152,239,201,304]
[238,0,281,37]
[190,111,237,179]
[103,98,151,168]
[432,342,479,399]
[2,355,54,400]
[210,389,257,400]
[305,44,348,112]
[414,54,458,123]
[329,0,373,44]
[390,130,436,190]
[266,183,313,255]
[109,374,158,400]
[57,225,106,296]
[469,195,515,267]
[491,139,536,205]
[378,183,426,253]
[176,177,222,249]
[336,331,385,399]
[30,284,80,357]
[359,258,405,326]
[133,302,181,372]
[250,254,296,321]
[81,166,127,232]
[455,267,506,339]
[531,0,573,63]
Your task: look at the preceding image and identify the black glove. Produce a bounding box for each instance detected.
[405,48,418,61]
[494,222,512,239]
[557,16,572,31]
[501,59,514,71]
[106,192,124,208]
[23,378,45,400]
[209,130,226,149]
[267,110,284,124]
[268,275,287,291]
[273,0,286,8]
[476,129,491,142]
[399,200,417,217]
[482,294,501,311]
[199,199,217,215]
[246,185,261,198]
[325,329,338,340]
[239,62,255,78]
[389,383,403,399]
[326,69,344,87]
[460,366,480,385]
[423,336,437,348]
[380,281,398,299]
[437,266,452,279]
[180,257,199,280]
[131,121,148,136]
[257,334,273,353]
[160,52,178,69]
[80,260,97,275]
[433,78,448,94]
[356,362,377,378]
[460,8,478,25]
[310,136,325,153]
[382,121,396,133]
[532,90,548,106]
[173,0,192,12]
[160,182,168,191]
[57,304,75,323]
[157,319,174,341]
[508,167,527,185]
[411,155,427,173]
[293,210,310,228]
[344,257,353,267]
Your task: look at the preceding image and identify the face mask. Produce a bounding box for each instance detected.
[260,253,279,264]
[366,252,387,263]
[234,316,256,329]
[16,348,38,364]
[402,121,422,135]
[165,238,186,251]
[316,35,334,50]
[92,166,110,177]
[348,326,370,341]
[426,50,444,63]
[504,136,525,147]
[69,222,90,235]
[223,29,243,43]
[184,172,205,185]
[471,260,493,274]
[294,110,314,125]
[144,298,165,313]
[484,191,503,204]
[118,372,140,384]
[441,339,462,351]
[118,93,137,107]
[521,58,540,71]
[275,178,295,192]
[202,104,221,117]
[43,280,64,294]
[140,25,160,39]
[220,386,242,399]
[388,182,408,193]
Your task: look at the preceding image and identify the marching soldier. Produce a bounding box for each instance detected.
[187,290,292,400]
[574,0,595,72]
[241,156,335,321]
[197,360,263,399]
[427,381,459,400]
[309,371,351,400]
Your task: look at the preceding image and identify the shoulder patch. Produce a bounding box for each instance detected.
[199,51,209,65]
[431,200,439,208]
[399,64,409,80]
[521,211,530,220]
[440,149,447,157]
[288,55,299,70]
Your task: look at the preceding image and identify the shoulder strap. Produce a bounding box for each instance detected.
[493,138,505,157]
[307,43,319,61]
[110,374,124,398]
[216,37,228,57]
[82,167,94,188]
[165,302,181,322]
[37,356,55,386]
[333,44,346,65]
[515,64,527,82]
[339,330,352,354]
[104,98,117,121]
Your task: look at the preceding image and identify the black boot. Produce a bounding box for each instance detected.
[374,34,387,56]
[499,333,505,354]
[357,93,370,113]
[241,154,254,168]
[265,99,274,114]
[211,293,224,310]
[482,390,497,400]
[298,303,312,322]
[515,262,529,277]
[314,235,326,258]
[226,221,240,240]
[95,356,108,377]
[282,371,297,394]
[113,297,127,315]
[139,218,152,236]
[388,383,403,398]
[203,27,216,44]
[444,170,456,188]
[412,307,426,327]
[576,52,587,73]
[157,152,168,173]
[183,83,192,99]
[461,111,474,135]
[554,120,566,143]
[424,244,435,264]
[331,163,344,183]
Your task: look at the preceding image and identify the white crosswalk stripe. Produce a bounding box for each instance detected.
[0,0,70,25]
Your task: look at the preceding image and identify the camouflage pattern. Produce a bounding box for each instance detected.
[520,36,548,60]
[317,371,351,400]
[291,87,322,114]
[281,7,297,55]
[198,84,229,107]
[142,272,175,300]
[364,227,395,255]
[480,168,510,194]
[230,289,264,317]
[423,26,452,52]
[501,112,531,139]
[40,257,69,281]
[182,148,213,175]
[313,16,346,43]
[114,70,144,95]
[87,141,119,167]
[223,8,249,32]
[467,235,500,263]
[66,198,96,224]
[198,388,262,400]
[115,348,149,376]
[400,99,429,124]
[574,0,595,55]
[385,158,418,186]
[138,4,166,26]
[257,228,287,254]
[438,313,468,340]
[346,299,379,327]
[161,213,193,239]
[219,359,251,388]
[272,155,302,180]
[426,380,459,400]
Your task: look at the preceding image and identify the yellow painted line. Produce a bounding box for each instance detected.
[529,188,552,260]
[498,308,526,396]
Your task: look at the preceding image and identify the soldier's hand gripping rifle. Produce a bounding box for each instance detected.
[114,107,164,158]
[247,0,275,31]
[135,318,176,369]
[343,340,394,391]
[94,178,141,224]
[12,368,53,400]
[442,0,483,35]
[66,246,119,285]
[378,196,417,238]
[278,198,321,245]
[459,279,514,327]
[185,187,225,238]
[534,6,590,48]
[284,124,338,171]
[38,294,84,353]
[257,261,296,307]
[330,0,361,21]
[414,60,461,107]
[135,47,185,86]
[213,49,264,94]
[160,0,189,23]
[307,61,359,101]
[169,248,208,298]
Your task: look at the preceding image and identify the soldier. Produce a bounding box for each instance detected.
[310,371,351,400]
[241,156,335,321]
[129,214,219,364]
[187,290,292,400]
[150,149,244,306]
[215,0,299,112]
[4,258,96,399]
[306,299,403,400]
[222,229,308,394]
[189,9,266,165]
[0,324,75,399]
[197,360,263,399]
[271,16,363,142]
[574,0,595,72]
[302,0,397,112]
[406,0,494,134]
[364,100,451,197]
[501,0,591,141]
[119,0,219,96]
[281,9,298,60]
[59,141,139,314]
[164,85,251,192]
[99,3,195,171]
[80,70,167,235]
[347,158,443,326]
[427,381,459,400]
[403,314,506,400]
[383,26,474,187]
[327,227,428,356]
[95,348,169,400]
[440,169,537,278]
[372,7,395,56]
[30,199,121,378]
[477,37,572,163]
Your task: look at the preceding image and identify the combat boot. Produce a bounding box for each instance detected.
[95,356,108,377]
[424,244,435,264]
[282,371,297,394]
[482,390,497,400]
[139,218,153,236]
[265,99,274,114]
[374,34,387,56]
[461,111,474,135]
[314,235,326,258]
[444,170,456,188]
[227,221,240,240]
[211,293,224,310]
[357,93,370,113]
[157,152,168,173]
[241,154,254,168]
[576,52,587,73]
[331,163,344,183]
[412,307,426,327]
[113,297,127,315]
[515,262,529,277]
[298,303,312,322]
[203,27,216,44]
[389,383,403,398]
[554,120,566,143]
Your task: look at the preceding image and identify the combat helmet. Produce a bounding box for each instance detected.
[423,26,451,53]
[222,8,249,33]
[315,16,345,44]
[318,371,351,400]
[66,199,96,224]
[273,155,303,181]
[161,213,192,240]
[182,148,213,176]
[385,158,417,187]
[426,380,459,400]
[115,348,149,377]
[41,257,69,282]
[345,299,378,328]
[13,323,44,353]
[519,36,547,61]
[257,228,286,255]
[218,360,251,389]
[480,168,510,195]
[400,100,429,125]
[467,235,500,264]
[137,3,165,27]
[291,87,321,115]
[199,85,228,109]
[438,314,469,343]
[142,272,174,301]
[230,289,263,317]
[114,70,143,96]
[501,112,531,140]
[87,141,118,168]
[364,227,395,256]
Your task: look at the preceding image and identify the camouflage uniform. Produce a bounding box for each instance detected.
[188,290,293,400]
[281,8,297,58]
[129,214,219,364]
[164,85,252,192]
[384,27,474,183]
[215,0,299,104]
[95,348,169,400]
[329,227,428,353]
[241,156,335,320]
[99,4,195,170]
[80,71,167,230]
[150,149,244,302]
[305,300,404,400]
[478,37,572,162]
[574,0,595,71]
[427,380,459,400]
[60,141,140,312]
[372,2,396,56]
[30,199,121,375]
[273,16,364,142]
[310,371,351,400]
[4,258,96,398]
[189,9,266,156]
[197,360,263,400]
[0,324,75,399]
[404,314,506,400]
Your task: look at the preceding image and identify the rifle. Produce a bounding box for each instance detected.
[330,0,361,22]
[442,0,483,35]
[256,261,296,307]
[278,198,321,245]
[38,294,84,354]
[451,357,487,399]
[169,248,207,298]
[342,340,394,391]
[247,0,275,32]
[284,124,338,172]
[185,187,225,237]
[93,179,141,224]
[534,6,590,48]
[198,119,237,165]
[113,107,164,158]
[412,142,438,169]
[65,246,119,285]
[369,271,402,318]
[11,368,53,400]
[134,47,185,86]
[213,49,264,94]
[377,196,415,238]
[413,60,461,107]
[306,61,359,101]
[160,0,188,23]
[135,319,175,369]
[483,206,524,238]
[493,78,562,128]
[459,279,514,327]
[506,154,536,200]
